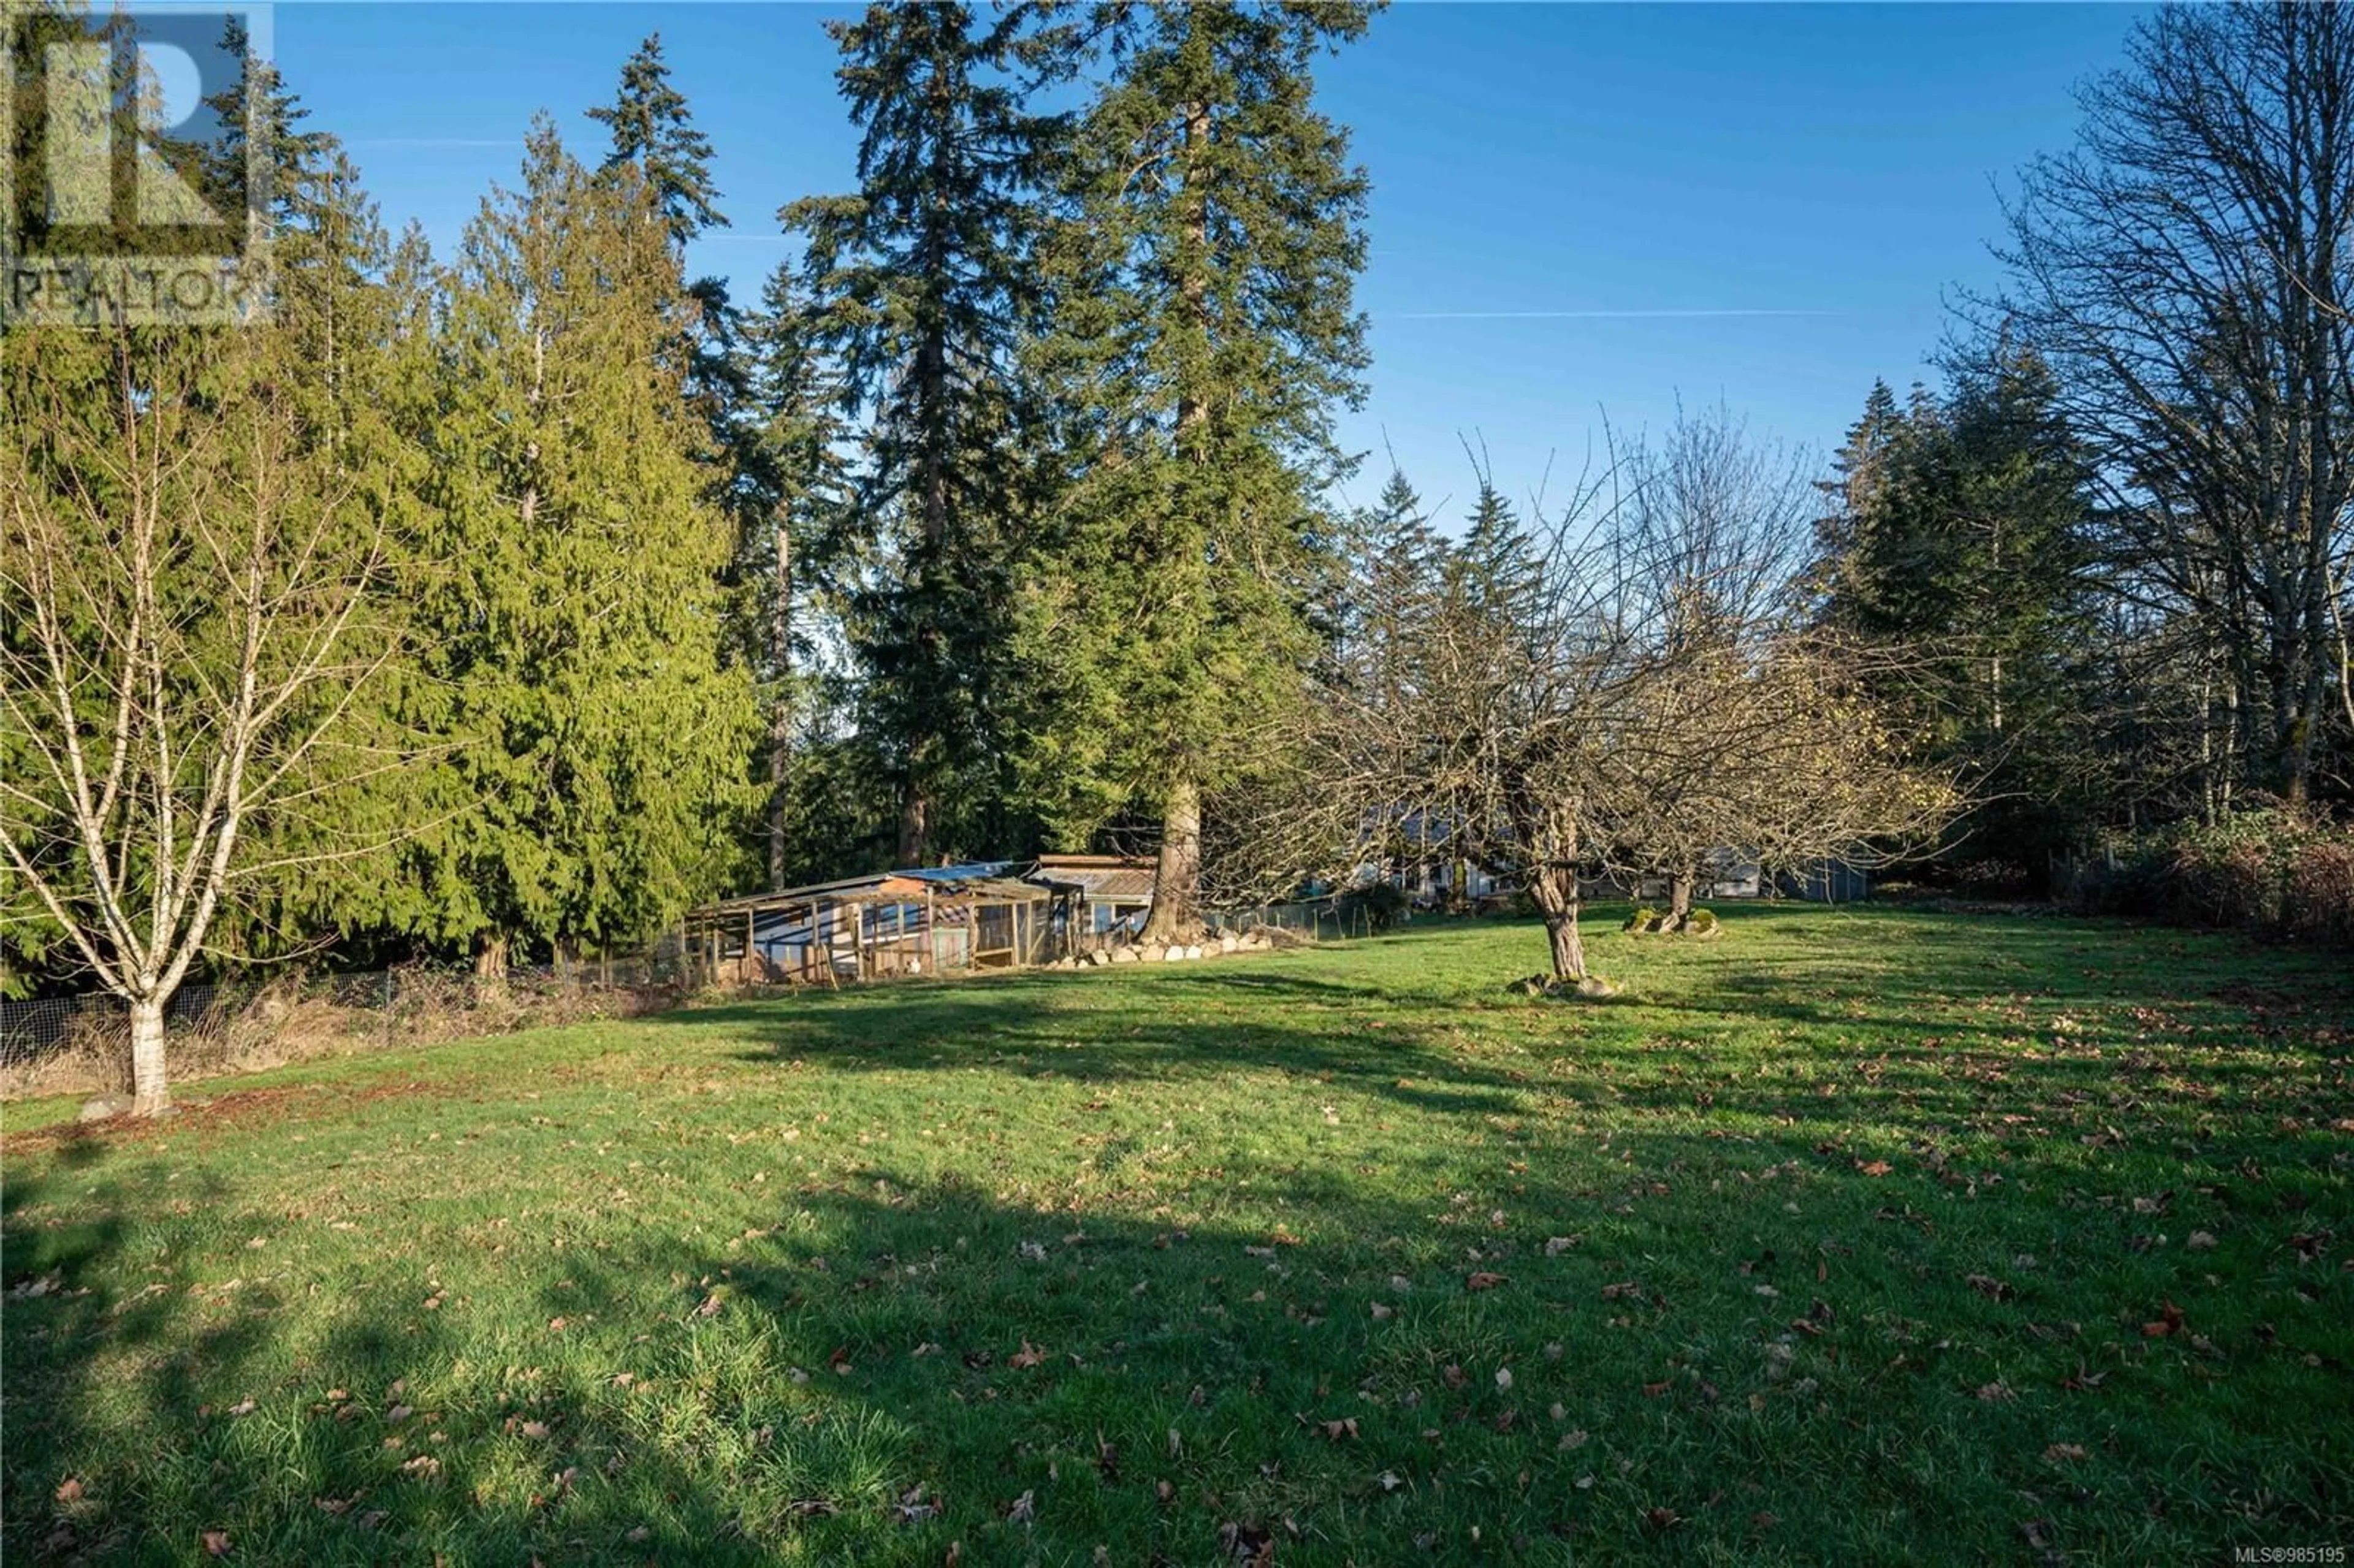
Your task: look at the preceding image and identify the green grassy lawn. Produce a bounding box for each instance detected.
[5,905,2350,1565]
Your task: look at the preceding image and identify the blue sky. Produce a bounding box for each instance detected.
[268,1,2147,523]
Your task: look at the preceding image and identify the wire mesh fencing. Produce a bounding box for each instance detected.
[0,954,684,1074]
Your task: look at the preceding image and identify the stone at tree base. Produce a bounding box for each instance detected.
[78,1094,133,1122]
[1184,944,1204,961]
[1110,947,1138,964]
[1218,934,1239,953]
[1086,950,1111,967]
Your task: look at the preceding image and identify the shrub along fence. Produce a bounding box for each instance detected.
[2057,808,2354,949]
[0,958,685,1098]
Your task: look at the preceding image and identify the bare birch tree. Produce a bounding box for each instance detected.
[2,333,394,1114]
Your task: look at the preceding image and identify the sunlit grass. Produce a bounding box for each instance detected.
[5,905,2349,1563]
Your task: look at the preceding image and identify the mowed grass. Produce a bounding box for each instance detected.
[4,907,2351,1566]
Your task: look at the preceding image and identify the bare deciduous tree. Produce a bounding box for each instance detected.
[1228,414,1956,985]
[2,335,394,1114]
[1983,1,2354,802]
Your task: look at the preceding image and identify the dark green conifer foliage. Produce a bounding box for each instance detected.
[1023,0,1375,940]
[1814,353,2100,882]
[414,121,760,970]
[587,33,726,252]
[783,2,1064,867]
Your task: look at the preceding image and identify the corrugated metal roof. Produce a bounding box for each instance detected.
[899,861,1018,883]
[1047,867,1158,900]
[693,861,1032,916]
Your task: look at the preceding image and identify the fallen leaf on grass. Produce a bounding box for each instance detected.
[55,1478,82,1504]
[1544,1236,1580,1256]
[2187,1231,2217,1250]
[1644,1507,1682,1531]
[1856,1160,1894,1178]
[202,1529,232,1557]
[400,1455,441,1477]
[1004,1490,1035,1524]
[2141,1301,2185,1338]
[1465,1271,1507,1291]
[2042,1443,2087,1463]
[1495,1367,1514,1391]
[1008,1341,1047,1370]
[1975,1382,2016,1402]
[1317,1417,1358,1442]
[1369,1301,1394,1320]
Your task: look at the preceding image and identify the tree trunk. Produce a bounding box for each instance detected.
[769,519,792,892]
[474,932,509,980]
[1526,862,1587,981]
[896,783,932,869]
[129,994,170,1117]
[1140,775,1203,945]
[1667,871,1696,930]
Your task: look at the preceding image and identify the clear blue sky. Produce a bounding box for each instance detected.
[271,1,2147,523]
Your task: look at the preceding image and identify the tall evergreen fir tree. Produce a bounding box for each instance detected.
[1339,467,1440,698]
[734,262,851,888]
[414,120,761,972]
[1813,354,2099,883]
[1447,474,1538,626]
[1023,0,1374,941]
[783,2,1065,867]
[587,33,726,251]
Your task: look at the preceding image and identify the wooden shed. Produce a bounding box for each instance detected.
[1027,853,1157,948]
[680,864,1056,988]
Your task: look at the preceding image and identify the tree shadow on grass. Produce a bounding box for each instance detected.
[9,908,2351,1563]
[9,1106,2348,1564]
